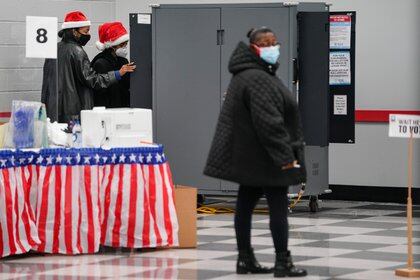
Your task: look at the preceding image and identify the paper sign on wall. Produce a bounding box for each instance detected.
[330,51,351,85]
[330,15,351,49]
[26,16,57,58]
[334,95,347,115]
[389,114,420,138]
[138,14,151,25]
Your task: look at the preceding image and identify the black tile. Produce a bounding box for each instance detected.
[364,229,420,238]
[348,204,408,211]
[197,235,236,243]
[296,240,387,250]
[297,265,364,278]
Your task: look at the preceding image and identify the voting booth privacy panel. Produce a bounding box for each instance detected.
[130,3,354,196]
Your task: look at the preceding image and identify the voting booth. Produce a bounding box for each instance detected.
[129,3,356,211]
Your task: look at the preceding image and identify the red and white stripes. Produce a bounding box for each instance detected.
[99,163,178,248]
[0,160,178,258]
[0,167,40,258]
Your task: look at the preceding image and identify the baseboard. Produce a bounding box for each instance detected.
[321,185,419,204]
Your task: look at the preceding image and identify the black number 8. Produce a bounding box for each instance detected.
[36,28,48,43]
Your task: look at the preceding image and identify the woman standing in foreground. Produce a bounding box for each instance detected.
[204,27,307,278]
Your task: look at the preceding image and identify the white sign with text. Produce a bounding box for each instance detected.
[389,114,420,138]
[26,16,57,58]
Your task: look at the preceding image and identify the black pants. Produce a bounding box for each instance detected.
[235,185,289,253]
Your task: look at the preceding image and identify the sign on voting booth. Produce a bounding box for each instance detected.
[26,16,57,58]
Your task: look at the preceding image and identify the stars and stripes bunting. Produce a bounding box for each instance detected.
[0,146,179,258]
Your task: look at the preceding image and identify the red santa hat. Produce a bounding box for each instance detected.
[61,11,91,30]
[95,22,129,51]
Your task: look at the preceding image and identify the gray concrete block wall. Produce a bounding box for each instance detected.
[0,0,116,117]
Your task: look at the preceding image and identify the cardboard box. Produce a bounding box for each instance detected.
[174,186,197,248]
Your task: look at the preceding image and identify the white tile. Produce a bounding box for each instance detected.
[286,217,345,226]
[197,227,270,237]
[290,225,380,235]
[256,246,357,257]
[358,216,417,224]
[336,269,404,280]
[197,220,234,228]
[176,259,236,272]
[39,264,152,277]
[327,234,419,245]
[3,254,124,265]
[369,244,420,254]
[295,257,403,270]
[138,249,237,260]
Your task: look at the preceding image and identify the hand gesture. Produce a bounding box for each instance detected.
[119,62,136,76]
[282,160,299,170]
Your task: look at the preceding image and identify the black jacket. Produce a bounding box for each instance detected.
[41,35,117,123]
[204,42,306,187]
[91,49,130,108]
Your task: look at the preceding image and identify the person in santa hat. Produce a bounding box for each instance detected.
[91,22,131,108]
[41,11,136,123]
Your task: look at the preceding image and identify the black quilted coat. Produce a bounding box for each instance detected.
[204,42,306,187]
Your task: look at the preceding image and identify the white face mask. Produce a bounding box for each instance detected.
[115,45,128,58]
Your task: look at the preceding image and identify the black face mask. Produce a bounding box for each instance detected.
[75,30,91,46]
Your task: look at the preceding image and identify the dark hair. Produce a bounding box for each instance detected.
[247,27,274,44]
[58,28,75,41]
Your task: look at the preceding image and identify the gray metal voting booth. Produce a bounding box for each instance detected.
[130,3,332,211]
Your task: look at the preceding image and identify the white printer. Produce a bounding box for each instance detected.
[81,107,153,148]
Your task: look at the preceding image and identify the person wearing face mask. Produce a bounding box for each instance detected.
[41,11,136,123]
[204,27,307,278]
[91,22,131,108]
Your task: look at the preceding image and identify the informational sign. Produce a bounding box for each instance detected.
[389,114,420,138]
[330,15,351,49]
[330,51,351,85]
[26,16,57,58]
[334,95,347,115]
[137,14,151,25]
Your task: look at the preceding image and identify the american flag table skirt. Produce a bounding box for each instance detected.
[0,146,179,258]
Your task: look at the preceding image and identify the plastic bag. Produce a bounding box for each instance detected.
[3,101,48,149]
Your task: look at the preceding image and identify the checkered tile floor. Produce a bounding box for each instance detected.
[1,200,419,279]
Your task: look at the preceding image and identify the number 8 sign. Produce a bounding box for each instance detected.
[26,16,57,58]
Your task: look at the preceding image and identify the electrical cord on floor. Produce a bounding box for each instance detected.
[289,184,306,209]
[197,184,307,214]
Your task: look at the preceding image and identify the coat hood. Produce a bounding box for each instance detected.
[228,41,278,75]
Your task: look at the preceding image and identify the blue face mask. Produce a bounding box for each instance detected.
[259,45,280,65]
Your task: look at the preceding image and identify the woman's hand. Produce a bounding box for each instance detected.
[282,160,299,170]
[119,62,136,76]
